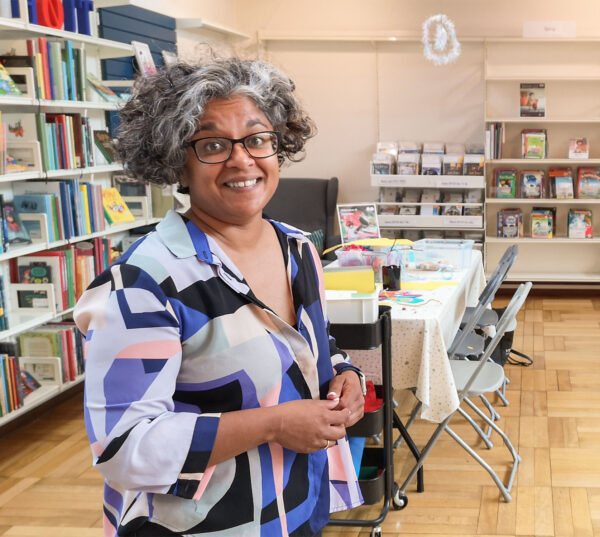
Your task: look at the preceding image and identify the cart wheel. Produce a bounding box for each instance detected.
[392,483,408,510]
[370,526,382,537]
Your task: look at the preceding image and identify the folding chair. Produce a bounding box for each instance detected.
[393,282,532,508]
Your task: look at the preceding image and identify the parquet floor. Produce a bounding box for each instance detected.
[1,295,600,536]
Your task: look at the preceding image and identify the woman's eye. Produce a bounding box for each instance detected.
[246,135,268,148]
[202,140,227,154]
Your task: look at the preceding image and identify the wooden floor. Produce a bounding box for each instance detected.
[1,295,600,536]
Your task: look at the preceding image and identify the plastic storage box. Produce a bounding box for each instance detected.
[407,238,474,270]
[325,287,380,324]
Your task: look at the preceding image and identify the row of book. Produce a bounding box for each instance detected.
[9,237,112,312]
[0,183,135,253]
[0,1,94,36]
[493,167,600,199]
[497,208,593,239]
[0,322,86,417]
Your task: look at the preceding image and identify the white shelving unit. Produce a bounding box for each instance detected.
[484,39,600,284]
[371,173,486,237]
[0,13,153,424]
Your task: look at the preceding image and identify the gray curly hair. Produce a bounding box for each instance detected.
[116,57,316,186]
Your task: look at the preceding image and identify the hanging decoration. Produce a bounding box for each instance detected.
[422,13,461,66]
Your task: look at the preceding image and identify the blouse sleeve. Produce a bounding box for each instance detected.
[75,262,220,499]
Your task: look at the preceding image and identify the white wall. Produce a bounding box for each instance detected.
[132,1,600,203]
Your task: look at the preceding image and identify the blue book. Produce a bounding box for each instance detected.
[65,41,76,100]
[12,193,55,241]
[61,60,68,101]
[45,124,57,170]
[46,40,55,100]
[82,182,96,232]
[59,181,74,239]
[10,0,20,17]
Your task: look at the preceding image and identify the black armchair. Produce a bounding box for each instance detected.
[263,177,340,260]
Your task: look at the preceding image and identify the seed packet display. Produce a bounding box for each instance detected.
[576,167,600,199]
[568,209,593,238]
[495,169,518,198]
[549,167,574,199]
[497,208,523,238]
[521,170,545,198]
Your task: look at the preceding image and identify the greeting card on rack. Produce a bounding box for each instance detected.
[337,203,380,243]
[132,41,157,76]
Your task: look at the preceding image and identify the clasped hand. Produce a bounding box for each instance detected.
[273,371,365,453]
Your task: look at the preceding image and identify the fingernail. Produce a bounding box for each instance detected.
[327,391,338,398]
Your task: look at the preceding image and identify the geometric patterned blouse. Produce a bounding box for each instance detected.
[74,210,363,537]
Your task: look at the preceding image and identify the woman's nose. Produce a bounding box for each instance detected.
[226,141,254,166]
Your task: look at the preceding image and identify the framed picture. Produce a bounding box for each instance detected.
[5,66,35,97]
[337,203,381,243]
[20,356,63,385]
[6,140,42,172]
[19,213,50,243]
[10,283,56,313]
[161,50,178,66]
[122,196,148,219]
[112,172,147,197]
[132,40,157,76]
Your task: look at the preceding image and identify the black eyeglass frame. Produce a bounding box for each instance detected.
[184,131,281,164]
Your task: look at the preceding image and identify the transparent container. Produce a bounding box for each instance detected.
[336,248,404,283]
[407,239,474,270]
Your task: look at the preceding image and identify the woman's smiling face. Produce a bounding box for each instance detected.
[181,94,280,228]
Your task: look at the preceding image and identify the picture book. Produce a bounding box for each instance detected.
[522,130,547,159]
[521,170,545,198]
[19,367,41,396]
[2,202,31,245]
[337,203,380,243]
[102,187,135,224]
[18,261,51,284]
[520,82,546,117]
[0,64,22,96]
[93,130,118,163]
[569,138,589,159]
[531,208,555,239]
[132,41,157,76]
[495,168,517,198]
[549,167,574,199]
[86,72,122,103]
[568,209,593,239]
[497,208,523,238]
[577,167,600,199]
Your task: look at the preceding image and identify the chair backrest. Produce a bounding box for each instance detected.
[263,177,339,256]
[457,281,532,399]
[447,245,518,358]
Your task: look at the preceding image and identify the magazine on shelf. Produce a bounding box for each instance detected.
[337,203,380,243]
[520,82,546,117]
[497,208,523,238]
[531,207,555,238]
[549,167,574,199]
[577,167,600,198]
[522,129,547,159]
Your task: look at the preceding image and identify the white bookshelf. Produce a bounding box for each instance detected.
[484,39,600,284]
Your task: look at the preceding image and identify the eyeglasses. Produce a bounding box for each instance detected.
[185,131,281,164]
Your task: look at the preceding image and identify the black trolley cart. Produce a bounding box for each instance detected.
[327,305,424,537]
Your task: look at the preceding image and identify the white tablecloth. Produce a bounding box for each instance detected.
[347,250,486,423]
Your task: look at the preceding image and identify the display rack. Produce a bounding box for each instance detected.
[328,306,422,537]
[484,39,600,284]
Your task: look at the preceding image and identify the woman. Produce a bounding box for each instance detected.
[75,57,365,537]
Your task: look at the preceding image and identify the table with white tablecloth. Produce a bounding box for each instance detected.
[346,249,486,423]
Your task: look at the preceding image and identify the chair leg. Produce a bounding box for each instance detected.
[496,377,510,406]
[394,400,421,449]
[457,405,493,449]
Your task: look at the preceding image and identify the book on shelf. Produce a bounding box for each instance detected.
[576,167,600,199]
[132,41,157,76]
[522,129,547,159]
[112,172,148,197]
[12,192,60,242]
[0,63,22,96]
[93,129,118,163]
[495,168,518,198]
[521,170,545,198]
[19,356,63,386]
[86,72,122,103]
[520,82,546,118]
[2,200,31,247]
[531,207,555,239]
[497,208,523,238]
[568,209,593,239]
[568,138,589,159]
[549,167,574,199]
[102,187,135,225]
[0,355,25,416]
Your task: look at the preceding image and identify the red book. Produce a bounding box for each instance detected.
[45,114,70,169]
[68,113,85,169]
[37,37,53,100]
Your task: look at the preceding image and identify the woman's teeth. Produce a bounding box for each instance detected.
[226,179,258,188]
